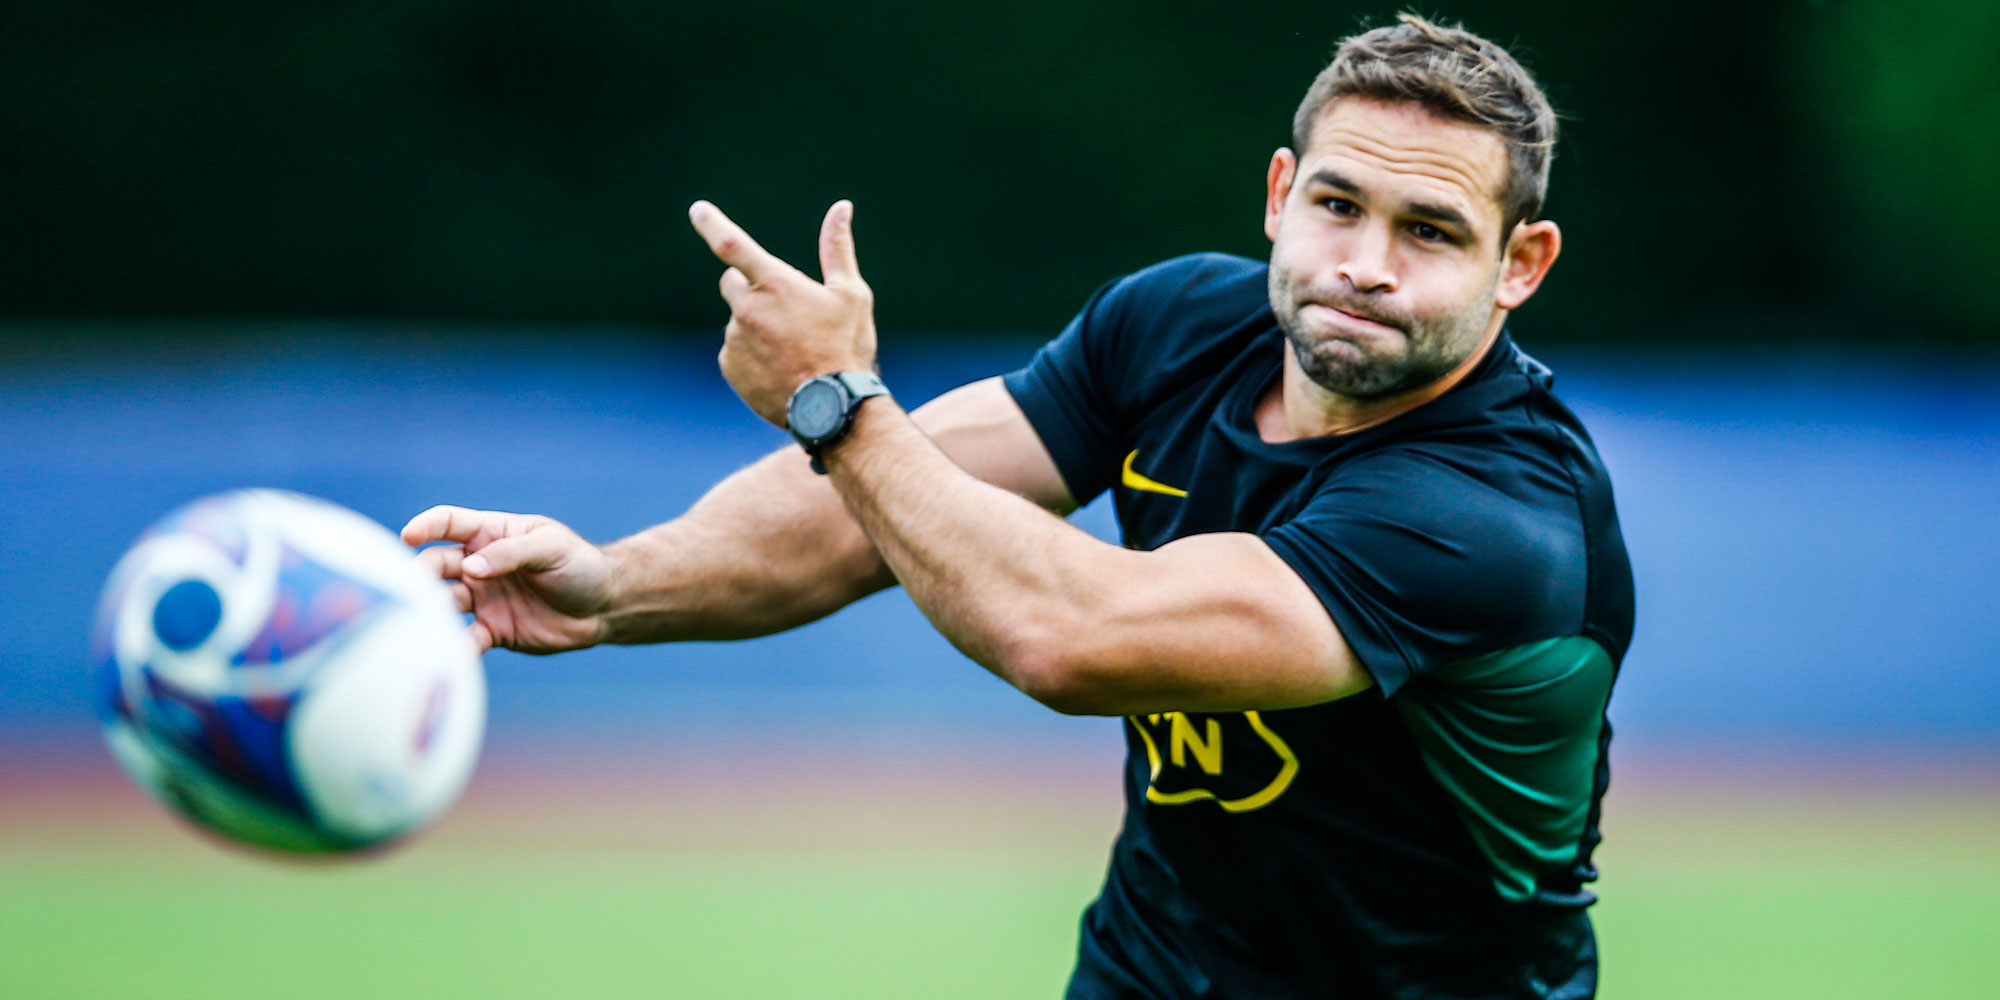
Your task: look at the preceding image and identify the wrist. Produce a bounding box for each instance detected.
[591,534,652,645]
[787,371,889,473]
[817,393,903,474]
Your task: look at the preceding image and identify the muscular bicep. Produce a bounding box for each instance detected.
[913,376,1077,513]
[1038,532,1372,715]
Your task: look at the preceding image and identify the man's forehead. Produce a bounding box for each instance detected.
[1300,99,1508,225]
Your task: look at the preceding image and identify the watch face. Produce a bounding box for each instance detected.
[789,378,846,440]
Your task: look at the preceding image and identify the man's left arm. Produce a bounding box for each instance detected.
[689,199,1372,716]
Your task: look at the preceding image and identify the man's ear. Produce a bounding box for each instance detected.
[1264,148,1297,243]
[1495,220,1561,310]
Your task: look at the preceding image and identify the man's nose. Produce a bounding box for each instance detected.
[1336,223,1397,293]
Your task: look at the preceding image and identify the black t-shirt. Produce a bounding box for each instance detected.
[1002,253,1636,999]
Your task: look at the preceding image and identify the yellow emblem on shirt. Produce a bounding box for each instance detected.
[1128,711,1300,813]
[1121,450,1188,498]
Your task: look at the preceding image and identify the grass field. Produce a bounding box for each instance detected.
[4,754,1997,999]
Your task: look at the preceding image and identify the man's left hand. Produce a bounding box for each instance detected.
[689,199,877,427]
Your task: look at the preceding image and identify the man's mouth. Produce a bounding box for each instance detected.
[1305,302,1401,335]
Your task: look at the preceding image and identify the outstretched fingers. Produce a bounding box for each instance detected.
[817,199,862,289]
[689,201,795,287]
[402,505,505,547]
[719,266,752,308]
[461,523,570,580]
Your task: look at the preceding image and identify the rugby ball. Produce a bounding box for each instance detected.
[91,489,484,855]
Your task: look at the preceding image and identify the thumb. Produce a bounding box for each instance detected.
[818,199,861,288]
[462,526,569,579]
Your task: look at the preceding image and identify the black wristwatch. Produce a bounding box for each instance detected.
[786,371,889,474]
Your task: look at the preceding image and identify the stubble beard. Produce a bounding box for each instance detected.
[1267,263,1497,400]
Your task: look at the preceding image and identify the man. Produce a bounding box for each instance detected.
[404,14,1633,999]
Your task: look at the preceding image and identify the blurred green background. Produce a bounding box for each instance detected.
[5,2,2000,998]
[4,0,1997,342]
[5,754,1999,999]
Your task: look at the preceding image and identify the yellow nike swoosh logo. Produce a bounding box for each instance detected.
[1122,450,1188,498]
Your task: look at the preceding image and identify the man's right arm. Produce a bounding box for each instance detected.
[401,376,1074,653]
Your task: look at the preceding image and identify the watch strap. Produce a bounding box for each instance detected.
[830,370,888,405]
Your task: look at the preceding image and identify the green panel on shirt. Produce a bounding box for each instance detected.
[1393,636,1615,902]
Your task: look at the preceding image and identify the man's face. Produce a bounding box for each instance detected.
[1264,98,1513,399]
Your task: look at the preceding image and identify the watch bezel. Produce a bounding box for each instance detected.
[787,375,849,443]
[786,372,888,474]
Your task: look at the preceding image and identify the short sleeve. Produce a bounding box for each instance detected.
[1260,449,1587,697]
[1003,253,1274,506]
[1001,278,1133,504]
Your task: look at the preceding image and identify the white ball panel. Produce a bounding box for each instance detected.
[289,601,484,842]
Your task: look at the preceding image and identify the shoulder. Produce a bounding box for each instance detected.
[1111,251,1268,297]
[1342,346,1608,595]
[1322,445,1586,586]
[999,253,1276,504]
[1265,437,1593,685]
[1088,253,1276,396]
[1094,252,1270,332]
[1368,341,1610,518]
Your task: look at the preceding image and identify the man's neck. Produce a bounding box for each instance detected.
[1259,315,1504,443]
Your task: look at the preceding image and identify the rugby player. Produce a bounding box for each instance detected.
[406,14,1634,997]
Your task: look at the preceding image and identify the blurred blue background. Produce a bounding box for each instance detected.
[5,2,1998,770]
[5,329,1997,774]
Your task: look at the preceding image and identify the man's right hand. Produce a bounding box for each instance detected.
[401,505,612,654]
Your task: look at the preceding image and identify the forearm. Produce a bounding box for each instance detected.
[591,377,1069,646]
[596,447,894,643]
[821,400,1115,704]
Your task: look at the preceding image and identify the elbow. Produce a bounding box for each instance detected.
[1000,629,1123,717]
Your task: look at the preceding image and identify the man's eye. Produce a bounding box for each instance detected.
[1411,222,1449,243]
[1324,198,1359,217]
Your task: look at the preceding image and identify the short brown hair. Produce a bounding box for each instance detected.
[1292,13,1558,233]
